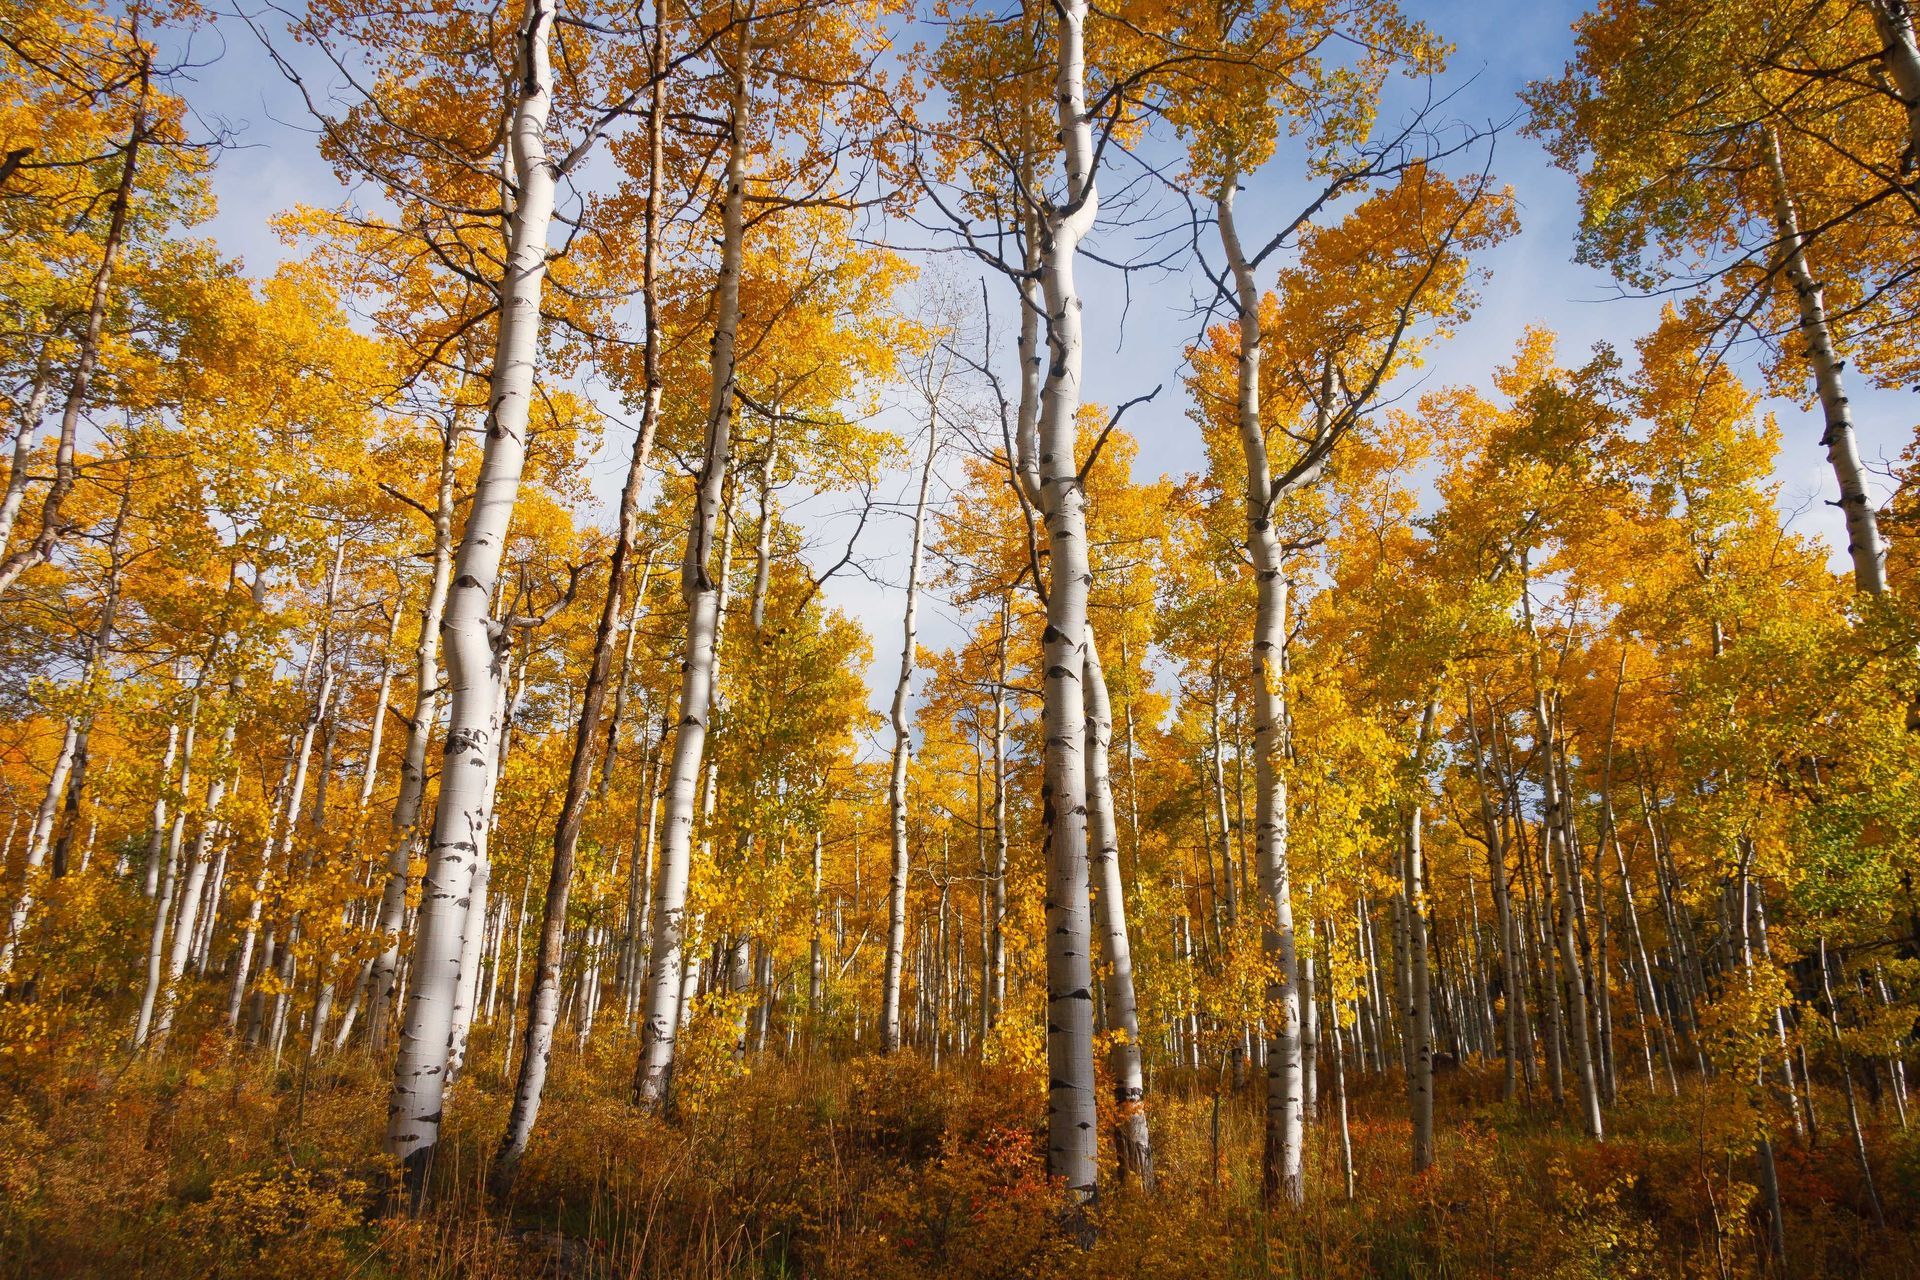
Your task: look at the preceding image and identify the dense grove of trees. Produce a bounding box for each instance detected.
[5,0,1920,1274]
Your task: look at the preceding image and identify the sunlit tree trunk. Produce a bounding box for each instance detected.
[1522,570,1604,1140]
[1,722,78,975]
[988,602,1009,1025]
[134,676,205,1046]
[228,664,335,1031]
[149,572,265,1050]
[352,417,458,1052]
[1217,175,1308,1205]
[1031,0,1102,1207]
[1404,702,1438,1173]
[1464,689,1524,1101]
[491,64,667,1185]
[384,0,558,1193]
[0,357,55,568]
[1869,0,1920,174]
[0,58,148,597]
[312,595,404,1053]
[444,672,507,1086]
[881,419,937,1052]
[1085,627,1152,1188]
[633,18,751,1112]
[1762,128,1887,595]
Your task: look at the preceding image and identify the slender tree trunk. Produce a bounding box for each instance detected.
[1,722,77,975]
[1404,703,1438,1174]
[1869,0,1920,175]
[1217,176,1310,1205]
[150,574,257,1052]
[633,18,750,1111]
[1762,128,1887,595]
[599,553,654,800]
[134,674,204,1046]
[490,62,667,1187]
[1086,627,1152,1188]
[360,416,458,1051]
[1328,918,1355,1201]
[989,602,1009,1026]
[1464,688,1524,1100]
[881,419,937,1052]
[0,58,148,598]
[385,0,558,1193]
[0,357,55,566]
[229,666,335,1031]
[1819,938,1886,1226]
[1521,571,1604,1139]
[1030,0,1102,1207]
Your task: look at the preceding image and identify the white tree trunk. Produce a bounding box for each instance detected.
[1035,0,1101,1206]
[1,721,79,974]
[134,679,201,1046]
[1216,177,1306,1206]
[1762,128,1888,595]
[1085,627,1152,1187]
[149,651,244,1056]
[446,662,509,1087]
[0,70,147,598]
[1869,0,1920,173]
[881,419,938,1052]
[1522,570,1604,1140]
[360,418,458,1052]
[632,21,752,1110]
[384,0,558,1190]
[227,665,335,1030]
[1404,703,1438,1174]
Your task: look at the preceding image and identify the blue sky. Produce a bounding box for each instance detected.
[167,2,1911,724]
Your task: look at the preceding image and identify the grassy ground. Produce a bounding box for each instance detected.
[2,1028,1916,1278]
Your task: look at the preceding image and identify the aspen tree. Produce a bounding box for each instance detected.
[881,418,938,1053]
[385,0,561,1191]
[490,6,673,1186]
[634,13,753,1111]
[1085,626,1152,1186]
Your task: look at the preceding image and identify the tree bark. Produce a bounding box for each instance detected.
[0,55,148,598]
[384,0,558,1194]
[881,418,937,1052]
[1217,174,1311,1206]
[1869,0,1920,176]
[358,415,459,1052]
[1762,127,1887,595]
[490,40,668,1182]
[1033,0,1102,1208]
[1085,626,1152,1188]
[1404,702,1438,1174]
[632,16,751,1111]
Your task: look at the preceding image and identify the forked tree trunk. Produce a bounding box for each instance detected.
[384,0,559,1194]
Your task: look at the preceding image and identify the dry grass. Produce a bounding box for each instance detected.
[2,1030,1917,1278]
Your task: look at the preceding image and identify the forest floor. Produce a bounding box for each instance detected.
[2,1031,1916,1278]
